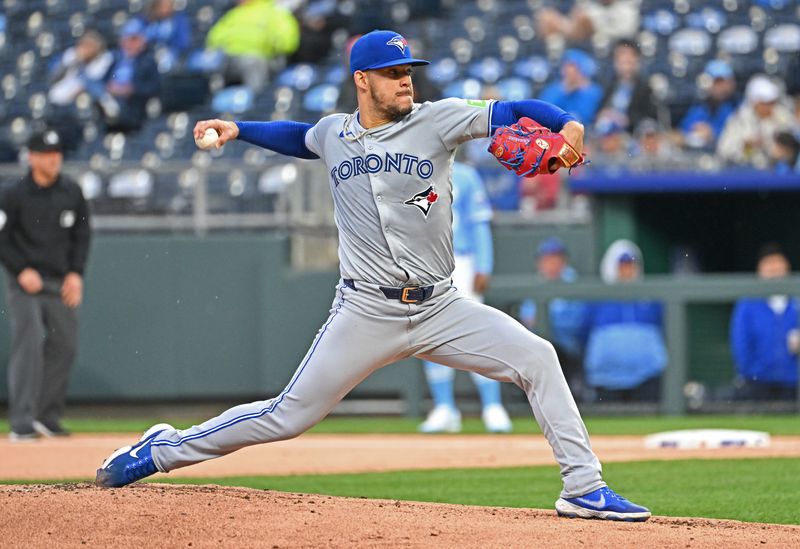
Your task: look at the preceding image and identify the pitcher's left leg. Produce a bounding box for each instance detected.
[415,295,602,498]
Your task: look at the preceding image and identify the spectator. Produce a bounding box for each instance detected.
[536,0,640,44]
[46,30,114,149]
[717,75,795,168]
[597,40,658,133]
[137,0,191,71]
[680,60,739,150]
[518,237,587,400]
[48,30,114,109]
[539,49,603,126]
[771,131,800,174]
[419,162,512,434]
[582,240,666,403]
[629,118,686,171]
[206,0,300,93]
[100,19,160,133]
[290,0,349,65]
[0,130,91,442]
[590,116,631,167]
[730,245,799,401]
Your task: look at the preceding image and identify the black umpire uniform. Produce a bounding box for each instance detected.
[0,130,91,440]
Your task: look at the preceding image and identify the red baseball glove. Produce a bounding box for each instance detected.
[488,117,586,176]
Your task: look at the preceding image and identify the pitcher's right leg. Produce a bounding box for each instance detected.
[96,284,407,486]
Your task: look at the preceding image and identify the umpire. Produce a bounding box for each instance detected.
[0,130,91,441]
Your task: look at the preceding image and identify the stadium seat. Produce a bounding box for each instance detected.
[442,78,482,99]
[643,10,680,36]
[211,86,254,114]
[686,7,727,34]
[108,168,153,199]
[259,163,298,195]
[668,28,713,56]
[717,25,760,55]
[495,77,532,101]
[303,83,339,113]
[276,64,319,91]
[427,57,460,86]
[764,24,800,52]
[512,55,550,83]
[468,56,505,84]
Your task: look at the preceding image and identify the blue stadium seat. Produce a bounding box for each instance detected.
[442,78,482,99]
[427,57,460,86]
[468,56,505,84]
[303,83,339,113]
[211,86,254,114]
[495,77,532,101]
[276,64,319,91]
[512,56,550,84]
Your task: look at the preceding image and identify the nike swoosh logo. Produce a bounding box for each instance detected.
[575,494,606,509]
[129,444,144,459]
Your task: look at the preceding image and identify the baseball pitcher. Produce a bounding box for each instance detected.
[96,30,650,522]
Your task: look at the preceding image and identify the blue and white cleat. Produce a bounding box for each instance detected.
[555,486,651,522]
[95,423,173,488]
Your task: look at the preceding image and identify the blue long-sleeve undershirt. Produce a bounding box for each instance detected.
[235,121,319,159]
[490,100,577,134]
[235,99,574,158]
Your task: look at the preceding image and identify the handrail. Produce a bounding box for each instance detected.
[485,274,800,414]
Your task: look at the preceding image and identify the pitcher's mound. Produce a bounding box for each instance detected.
[1,483,797,548]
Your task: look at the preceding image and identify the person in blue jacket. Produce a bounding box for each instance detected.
[582,240,667,402]
[137,0,191,71]
[730,244,799,401]
[539,49,603,126]
[519,237,587,400]
[680,60,739,150]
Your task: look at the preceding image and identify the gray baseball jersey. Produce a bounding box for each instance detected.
[150,99,604,499]
[305,98,492,286]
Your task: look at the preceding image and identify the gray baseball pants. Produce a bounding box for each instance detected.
[151,280,604,498]
[5,277,78,433]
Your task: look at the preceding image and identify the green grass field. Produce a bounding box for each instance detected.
[2,414,799,435]
[156,458,800,525]
[2,415,798,525]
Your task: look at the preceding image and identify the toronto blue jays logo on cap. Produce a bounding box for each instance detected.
[349,29,430,74]
[386,35,408,53]
[404,185,439,217]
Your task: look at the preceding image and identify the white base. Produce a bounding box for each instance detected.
[644,429,771,450]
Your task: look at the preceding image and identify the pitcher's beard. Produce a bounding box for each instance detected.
[371,90,414,120]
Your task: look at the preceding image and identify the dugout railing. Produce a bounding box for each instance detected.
[485,274,800,415]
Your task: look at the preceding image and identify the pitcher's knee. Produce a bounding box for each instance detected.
[517,340,561,379]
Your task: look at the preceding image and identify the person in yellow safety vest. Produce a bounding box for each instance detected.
[206,0,300,93]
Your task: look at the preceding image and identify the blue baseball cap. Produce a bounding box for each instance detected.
[704,59,733,80]
[120,18,146,38]
[537,236,567,257]
[562,49,597,78]
[349,30,430,74]
[618,252,638,263]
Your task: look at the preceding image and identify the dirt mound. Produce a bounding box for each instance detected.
[1,484,797,548]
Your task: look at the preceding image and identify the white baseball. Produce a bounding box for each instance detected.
[195,128,219,149]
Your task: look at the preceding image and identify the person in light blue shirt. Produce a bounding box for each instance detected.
[582,241,666,402]
[539,49,603,126]
[418,162,513,433]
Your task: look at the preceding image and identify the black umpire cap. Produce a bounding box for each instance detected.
[27,129,63,153]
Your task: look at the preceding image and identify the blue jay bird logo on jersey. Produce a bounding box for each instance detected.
[404,186,439,217]
[386,35,408,53]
